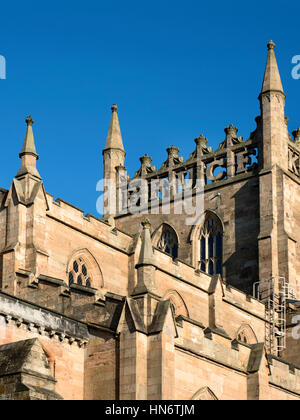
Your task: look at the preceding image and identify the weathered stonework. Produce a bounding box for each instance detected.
[1,41,300,400]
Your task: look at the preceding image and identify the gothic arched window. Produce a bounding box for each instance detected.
[68,257,92,288]
[199,213,222,275]
[163,290,189,318]
[236,324,258,345]
[157,225,178,259]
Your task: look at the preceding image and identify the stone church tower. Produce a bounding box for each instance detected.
[1,41,300,400]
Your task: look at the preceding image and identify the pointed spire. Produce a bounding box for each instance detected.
[137,219,155,267]
[16,116,41,179]
[104,104,125,152]
[261,40,284,95]
[20,116,38,159]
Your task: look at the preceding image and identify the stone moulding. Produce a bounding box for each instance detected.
[0,292,89,348]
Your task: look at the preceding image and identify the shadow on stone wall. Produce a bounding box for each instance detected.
[223,178,260,295]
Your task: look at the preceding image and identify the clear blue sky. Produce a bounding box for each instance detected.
[1,0,300,216]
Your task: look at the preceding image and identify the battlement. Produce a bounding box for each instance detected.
[46,193,134,254]
[268,354,300,395]
[153,247,212,292]
[175,315,252,374]
[2,40,300,400]
[223,284,265,319]
[152,244,265,320]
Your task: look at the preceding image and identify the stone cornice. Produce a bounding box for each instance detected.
[0,291,89,347]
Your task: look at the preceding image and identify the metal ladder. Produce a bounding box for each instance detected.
[253,277,295,356]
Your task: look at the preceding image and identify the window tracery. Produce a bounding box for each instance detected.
[157,225,178,259]
[68,257,92,288]
[199,213,222,275]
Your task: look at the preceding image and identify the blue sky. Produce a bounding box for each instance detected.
[1,0,300,216]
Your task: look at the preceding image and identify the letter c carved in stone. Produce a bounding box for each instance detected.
[206,158,226,181]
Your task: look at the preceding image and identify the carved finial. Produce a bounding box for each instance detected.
[111,104,118,113]
[167,145,179,157]
[140,154,152,167]
[267,40,275,50]
[261,40,284,95]
[20,115,38,157]
[16,114,41,180]
[195,134,208,146]
[104,104,125,152]
[141,218,151,230]
[224,124,238,137]
[26,115,34,126]
[138,218,155,266]
[133,217,156,295]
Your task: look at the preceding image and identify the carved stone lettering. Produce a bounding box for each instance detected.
[206,158,226,181]
[236,150,257,174]
[289,148,300,176]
